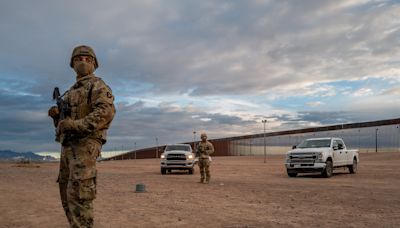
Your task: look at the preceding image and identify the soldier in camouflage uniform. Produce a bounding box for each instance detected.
[197,133,214,184]
[48,45,115,228]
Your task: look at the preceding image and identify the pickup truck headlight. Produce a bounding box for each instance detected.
[160,154,165,159]
[315,152,323,162]
[187,154,194,159]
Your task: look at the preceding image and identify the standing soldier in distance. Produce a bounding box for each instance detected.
[48,45,115,227]
[197,133,215,184]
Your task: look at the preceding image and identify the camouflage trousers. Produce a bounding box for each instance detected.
[58,138,101,228]
[198,158,211,182]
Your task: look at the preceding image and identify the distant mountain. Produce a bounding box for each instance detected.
[0,150,56,161]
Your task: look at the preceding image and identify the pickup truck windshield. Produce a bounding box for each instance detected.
[165,145,191,151]
[297,139,331,148]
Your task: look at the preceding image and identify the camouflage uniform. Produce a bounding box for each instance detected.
[197,133,214,184]
[49,45,115,228]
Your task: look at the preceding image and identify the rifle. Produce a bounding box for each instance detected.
[52,87,70,120]
[52,87,71,144]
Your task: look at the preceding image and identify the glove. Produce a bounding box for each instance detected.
[48,106,59,118]
[57,118,78,135]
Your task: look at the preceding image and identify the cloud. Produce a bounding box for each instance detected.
[106,101,257,150]
[3,2,400,97]
[306,101,325,107]
[296,111,357,125]
[380,86,400,96]
[353,87,373,96]
[264,110,357,129]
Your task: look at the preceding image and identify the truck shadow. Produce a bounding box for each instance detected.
[296,172,351,178]
[164,171,193,175]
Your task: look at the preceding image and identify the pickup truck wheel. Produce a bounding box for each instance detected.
[188,168,194,174]
[322,160,333,178]
[348,158,357,174]
[161,168,166,175]
[287,170,297,177]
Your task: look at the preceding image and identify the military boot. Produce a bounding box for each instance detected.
[204,177,210,184]
[199,178,204,183]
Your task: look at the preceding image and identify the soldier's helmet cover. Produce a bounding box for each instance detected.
[70,45,99,69]
[201,133,207,138]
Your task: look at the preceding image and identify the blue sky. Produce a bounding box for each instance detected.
[0,0,400,152]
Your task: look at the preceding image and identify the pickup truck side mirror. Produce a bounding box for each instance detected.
[292,145,297,149]
[338,144,344,150]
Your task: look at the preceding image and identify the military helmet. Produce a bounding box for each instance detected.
[201,133,207,138]
[70,45,99,69]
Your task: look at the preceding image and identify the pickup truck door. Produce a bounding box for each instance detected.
[345,150,353,165]
[334,139,347,166]
[344,147,355,165]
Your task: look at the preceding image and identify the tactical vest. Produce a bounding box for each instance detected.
[63,74,114,144]
[66,77,97,120]
[198,141,214,159]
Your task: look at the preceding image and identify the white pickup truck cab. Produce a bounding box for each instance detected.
[285,137,359,178]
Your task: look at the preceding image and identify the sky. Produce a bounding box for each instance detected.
[0,0,400,153]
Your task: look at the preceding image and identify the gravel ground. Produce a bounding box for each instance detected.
[1,152,399,228]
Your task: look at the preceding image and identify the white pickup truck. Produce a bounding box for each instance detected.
[160,144,197,175]
[285,137,359,178]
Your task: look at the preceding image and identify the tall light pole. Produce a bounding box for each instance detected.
[155,137,159,158]
[193,131,196,154]
[262,119,267,163]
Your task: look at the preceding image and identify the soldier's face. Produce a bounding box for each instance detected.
[73,55,95,77]
[201,136,207,142]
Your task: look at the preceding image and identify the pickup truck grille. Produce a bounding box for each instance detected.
[289,153,317,164]
[166,154,186,160]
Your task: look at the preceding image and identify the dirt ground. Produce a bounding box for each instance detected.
[1,152,400,228]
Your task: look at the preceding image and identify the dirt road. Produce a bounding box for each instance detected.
[1,152,399,227]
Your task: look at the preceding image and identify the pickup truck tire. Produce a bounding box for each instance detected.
[287,170,297,177]
[161,168,167,175]
[348,158,357,174]
[322,160,333,178]
[188,168,194,174]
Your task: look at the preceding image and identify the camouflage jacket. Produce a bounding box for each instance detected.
[55,74,115,144]
[197,141,214,159]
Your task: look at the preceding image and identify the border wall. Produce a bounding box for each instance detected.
[103,117,400,161]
